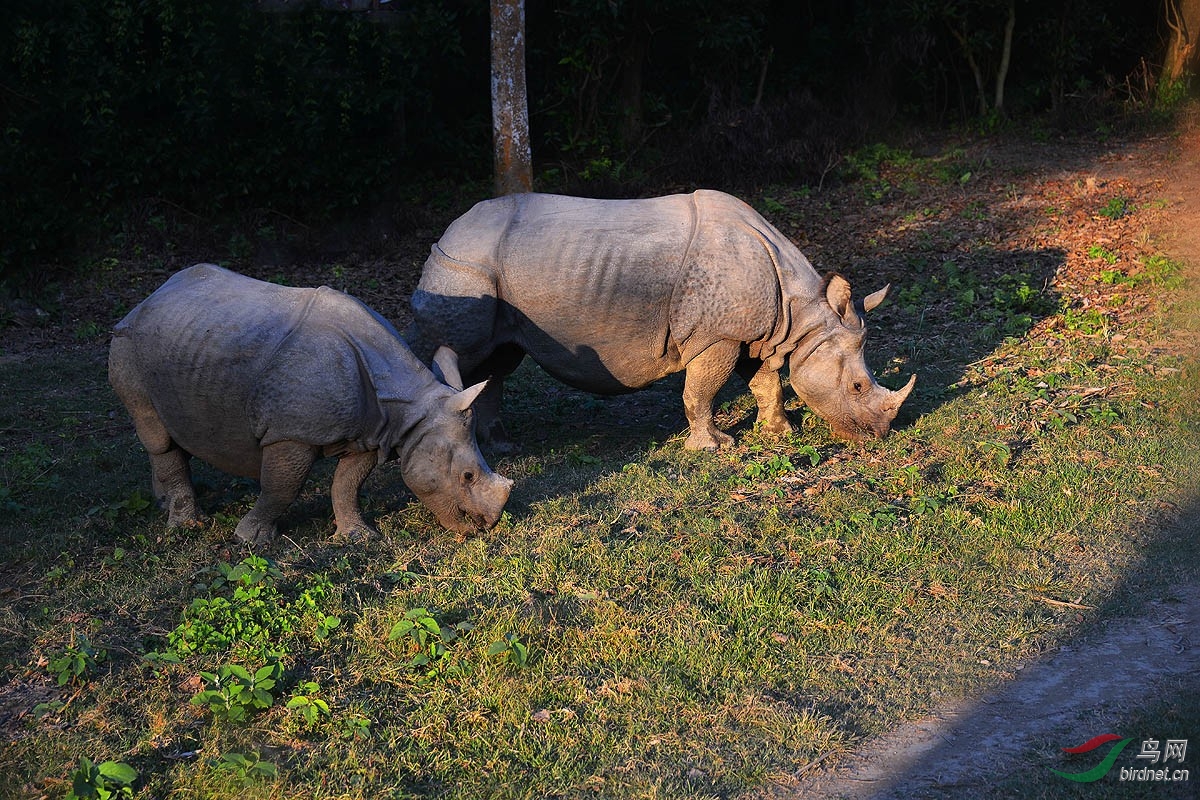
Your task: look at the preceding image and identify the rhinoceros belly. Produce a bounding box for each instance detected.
[508,309,682,394]
[139,356,268,478]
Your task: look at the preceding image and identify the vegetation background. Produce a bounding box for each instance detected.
[2,0,1195,286]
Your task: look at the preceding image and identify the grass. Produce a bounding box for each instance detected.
[1,140,1198,798]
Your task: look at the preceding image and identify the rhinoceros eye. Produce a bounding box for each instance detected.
[853,382,863,393]
[463,470,475,484]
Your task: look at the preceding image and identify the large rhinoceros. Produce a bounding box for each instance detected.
[407,190,915,451]
[109,264,512,544]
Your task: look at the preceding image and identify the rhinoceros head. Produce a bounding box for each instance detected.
[395,352,512,532]
[787,274,916,441]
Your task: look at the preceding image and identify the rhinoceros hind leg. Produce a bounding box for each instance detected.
[331,449,378,540]
[235,441,317,546]
[682,341,740,451]
[735,357,794,437]
[149,449,201,528]
[110,341,202,526]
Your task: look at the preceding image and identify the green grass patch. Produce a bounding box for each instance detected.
[1,315,1195,797]
[2,143,1198,796]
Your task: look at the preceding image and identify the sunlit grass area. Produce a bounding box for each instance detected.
[1,132,1197,799]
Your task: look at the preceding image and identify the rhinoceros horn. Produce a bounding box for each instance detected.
[885,373,918,412]
[446,380,489,414]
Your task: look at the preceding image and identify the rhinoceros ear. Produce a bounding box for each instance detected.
[432,346,465,390]
[861,284,890,313]
[825,274,858,326]
[446,380,488,414]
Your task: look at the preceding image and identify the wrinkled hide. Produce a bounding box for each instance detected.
[408,191,914,451]
[110,264,510,544]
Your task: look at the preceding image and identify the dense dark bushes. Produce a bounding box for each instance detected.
[1,0,479,281]
[0,0,1173,282]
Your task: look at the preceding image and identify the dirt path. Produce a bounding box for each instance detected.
[773,124,1200,800]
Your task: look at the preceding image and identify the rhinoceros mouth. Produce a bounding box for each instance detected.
[438,504,502,533]
[830,419,881,442]
[827,409,896,441]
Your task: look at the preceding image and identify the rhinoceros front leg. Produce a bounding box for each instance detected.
[735,357,794,437]
[330,449,377,540]
[681,341,741,451]
[468,343,525,455]
[234,441,317,546]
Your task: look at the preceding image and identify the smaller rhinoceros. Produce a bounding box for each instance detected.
[109,264,512,544]
[407,190,915,451]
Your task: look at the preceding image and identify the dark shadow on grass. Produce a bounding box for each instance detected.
[787,495,1200,800]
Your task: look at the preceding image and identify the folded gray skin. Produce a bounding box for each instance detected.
[407,190,915,451]
[110,264,511,544]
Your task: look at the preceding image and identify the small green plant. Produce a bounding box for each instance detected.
[73,320,106,341]
[338,714,372,741]
[760,196,787,216]
[3,442,57,492]
[1086,404,1120,425]
[1086,244,1118,264]
[977,440,1012,466]
[487,633,530,668]
[47,634,106,686]
[737,452,799,485]
[32,699,65,718]
[212,751,278,785]
[1063,306,1108,335]
[166,557,339,659]
[961,199,987,220]
[190,657,283,722]
[286,681,332,728]
[1047,408,1079,430]
[1141,254,1185,289]
[65,757,137,800]
[1098,269,1134,286]
[87,489,153,524]
[141,650,182,671]
[911,485,959,515]
[1098,196,1130,220]
[794,445,821,467]
[388,608,473,676]
[891,464,922,489]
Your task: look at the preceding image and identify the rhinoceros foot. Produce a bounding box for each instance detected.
[164,496,202,529]
[684,428,734,452]
[478,419,522,456]
[234,516,278,547]
[755,416,795,437]
[333,518,378,543]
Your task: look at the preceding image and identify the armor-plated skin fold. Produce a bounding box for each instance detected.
[408,191,915,451]
[109,264,511,544]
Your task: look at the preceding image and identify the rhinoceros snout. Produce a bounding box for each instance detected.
[825,374,917,442]
[454,474,512,532]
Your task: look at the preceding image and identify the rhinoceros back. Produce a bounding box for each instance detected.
[422,190,822,391]
[426,193,696,391]
[113,264,411,476]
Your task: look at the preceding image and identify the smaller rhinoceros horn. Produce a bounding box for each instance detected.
[861,284,891,313]
[433,346,465,390]
[447,380,489,414]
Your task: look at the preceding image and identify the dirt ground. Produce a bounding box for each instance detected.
[770,124,1200,800]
